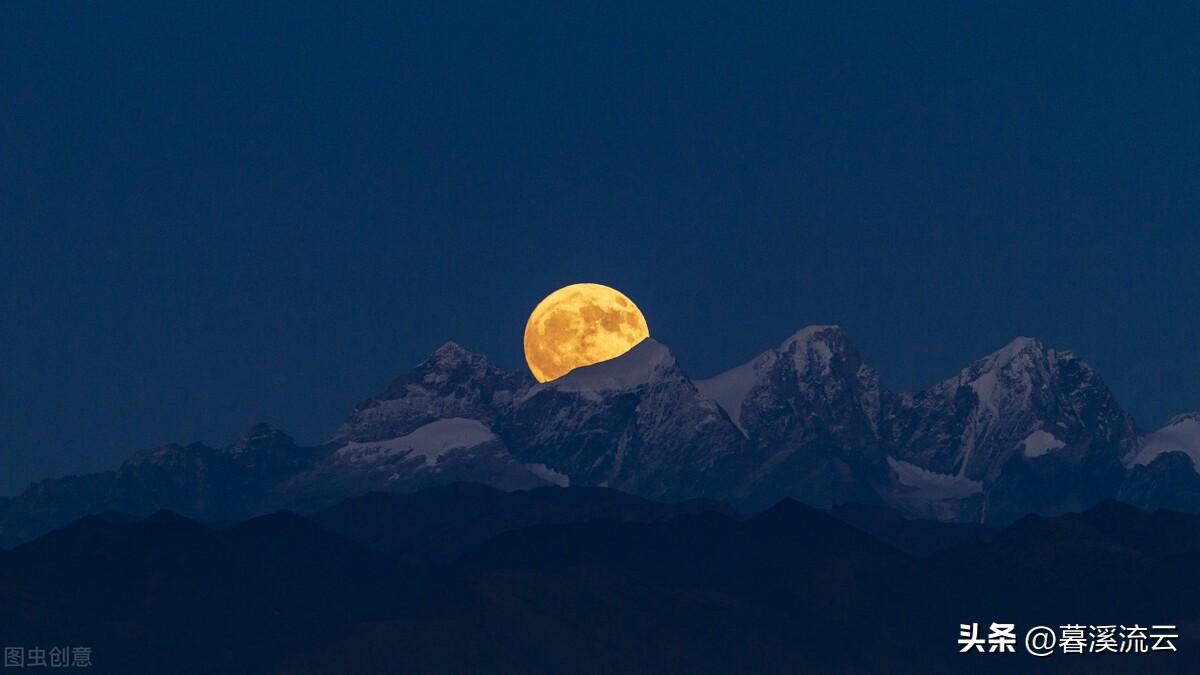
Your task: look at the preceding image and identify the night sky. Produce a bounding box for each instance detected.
[3,2,1198,495]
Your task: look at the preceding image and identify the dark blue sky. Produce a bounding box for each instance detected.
[3,2,1198,495]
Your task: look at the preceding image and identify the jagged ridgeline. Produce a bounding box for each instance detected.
[3,327,1198,546]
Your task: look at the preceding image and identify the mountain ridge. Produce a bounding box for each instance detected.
[1,327,1196,546]
[6,489,1200,674]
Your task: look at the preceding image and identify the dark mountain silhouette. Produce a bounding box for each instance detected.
[0,508,415,675]
[828,501,998,556]
[286,498,955,675]
[933,499,1200,619]
[310,482,733,563]
[3,485,1200,674]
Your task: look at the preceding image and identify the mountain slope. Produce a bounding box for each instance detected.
[498,339,747,500]
[310,482,734,563]
[0,425,333,548]
[696,326,894,508]
[0,509,413,675]
[888,337,1137,522]
[6,491,1200,674]
[1119,413,1200,512]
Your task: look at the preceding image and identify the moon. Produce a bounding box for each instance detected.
[524,283,650,383]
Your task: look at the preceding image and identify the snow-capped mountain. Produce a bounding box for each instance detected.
[287,343,547,506]
[695,326,893,508]
[285,418,546,506]
[888,337,1137,521]
[2,328,1198,546]
[498,339,747,500]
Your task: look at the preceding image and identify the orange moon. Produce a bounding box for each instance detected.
[523,283,650,383]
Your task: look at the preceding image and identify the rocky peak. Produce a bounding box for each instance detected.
[893,337,1136,485]
[122,441,219,468]
[782,324,859,357]
[690,326,894,508]
[952,337,1052,402]
[425,340,486,369]
[386,341,507,394]
[229,423,293,455]
[1167,412,1200,426]
[335,343,531,443]
[698,325,890,437]
[500,337,745,501]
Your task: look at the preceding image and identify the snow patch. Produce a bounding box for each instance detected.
[335,418,496,466]
[781,325,842,376]
[695,357,767,434]
[525,463,570,487]
[1021,430,1065,458]
[1129,413,1200,472]
[887,457,983,500]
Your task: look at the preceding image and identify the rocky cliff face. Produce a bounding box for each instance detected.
[696,326,894,508]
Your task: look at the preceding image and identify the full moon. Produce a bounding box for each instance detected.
[524,283,650,383]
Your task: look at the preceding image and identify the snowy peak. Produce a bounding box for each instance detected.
[781,324,846,346]
[402,341,506,392]
[779,325,865,378]
[893,336,1136,499]
[425,340,487,371]
[335,342,530,443]
[1167,412,1200,426]
[980,336,1045,367]
[697,325,887,436]
[693,326,893,508]
[953,337,1050,399]
[548,338,677,393]
[930,337,1092,428]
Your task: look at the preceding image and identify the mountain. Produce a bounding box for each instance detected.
[497,339,748,501]
[932,499,1200,623]
[887,337,1138,522]
[828,502,998,556]
[5,488,1200,674]
[696,325,894,508]
[335,341,531,443]
[0,425,333,548]
[0,508,414,675]
[283,418,547,510]
[309,482,734,563]
[0,344,543,546]
[1119,413,1200,512]
[4,329,1200,547]
[413,498,1197,675]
